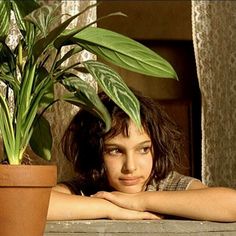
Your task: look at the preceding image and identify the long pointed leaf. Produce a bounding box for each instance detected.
[0,43,18,93]
[33,66,54,110]
[54,11,125,49]
[0,74,20,92]
[53,2,99,49]
[0,42,16,75]
[0,0,11,41]
[18,62,36,118]
[63,93,111,133]
[30,114,52,161]
[0,111,14,161]
[0,94,15,162]
[74,27,177,79]
[15,62,36,161]
[31,3,96,61]
[11,0,40,42]
[24,3,61,37]
[83,60,141,128]
[0,94,14,142]
[55,46,83,69]
[12,0,40,18]
[60,75,111,131]
[21,77,53,143]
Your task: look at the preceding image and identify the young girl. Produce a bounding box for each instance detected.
[48,89,236,222]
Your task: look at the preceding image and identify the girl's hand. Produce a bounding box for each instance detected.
[92,191,145,211]
[92,191,164,220]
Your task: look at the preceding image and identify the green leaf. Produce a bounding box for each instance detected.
[31,3,94,61]
[55,46,83,69]
[0,0,11,41]
[18,62,36,117]
[0,74,20,93]
[73,27,178,79]
[60,74,111,131]
[11,1,39,54]
[21,77,53,140]
[53,2,99,49]
[30,114,52,161]
[12,0,40,17]
[33,67,54,110]
[0,94,15,163]
[53,10,124,49]
[12,0,40,32]
[0,42,18,100]
[83,60,141,128]
[24,3,61,38]
[0,42,16,75]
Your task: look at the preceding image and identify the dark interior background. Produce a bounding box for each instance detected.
[97,0,201,179]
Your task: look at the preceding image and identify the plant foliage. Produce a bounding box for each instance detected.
[0,0,177,164]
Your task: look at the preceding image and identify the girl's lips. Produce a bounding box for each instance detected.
[119,177,141,186]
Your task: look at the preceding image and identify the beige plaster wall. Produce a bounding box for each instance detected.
[98,0,192,40]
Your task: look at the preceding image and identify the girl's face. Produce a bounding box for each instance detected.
[103,121,153,193]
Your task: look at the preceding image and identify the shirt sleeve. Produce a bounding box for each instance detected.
[146,171,200,191]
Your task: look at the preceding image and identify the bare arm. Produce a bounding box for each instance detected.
[47,185,161,220]
[93,182,236,222]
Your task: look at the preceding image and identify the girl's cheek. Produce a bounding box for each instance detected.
[140,155,153,171]
[104,158,121,172]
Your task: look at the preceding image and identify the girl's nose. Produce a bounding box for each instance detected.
[122,154,137,173]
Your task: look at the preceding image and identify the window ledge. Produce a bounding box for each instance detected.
[45,219,236,235]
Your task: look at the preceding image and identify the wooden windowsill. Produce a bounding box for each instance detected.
[45,219,236,235]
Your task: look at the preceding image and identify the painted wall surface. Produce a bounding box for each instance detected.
[98,1,192,40]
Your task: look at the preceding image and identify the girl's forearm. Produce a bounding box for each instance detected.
[47,190,159,220]
[143,187,236,222]
[47,190,112,220]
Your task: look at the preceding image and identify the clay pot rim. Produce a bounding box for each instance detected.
[0,164,57,187]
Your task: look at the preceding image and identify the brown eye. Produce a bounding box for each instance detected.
[105,148,122,156]
[139,146,151,154]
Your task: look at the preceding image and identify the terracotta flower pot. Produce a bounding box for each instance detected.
[0,165,57,236]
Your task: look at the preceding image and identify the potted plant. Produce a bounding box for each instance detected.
[0,0,177,235]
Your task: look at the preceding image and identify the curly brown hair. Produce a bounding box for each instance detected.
[62,89,182,195]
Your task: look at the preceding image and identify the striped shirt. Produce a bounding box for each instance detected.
[146,171,197,191]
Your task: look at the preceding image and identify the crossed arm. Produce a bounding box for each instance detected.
[47,185,159,220]
[47,181,236,222]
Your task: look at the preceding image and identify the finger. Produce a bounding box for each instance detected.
[96,192,119,205]
[91,191,136,211]
[91,191,107,198]
[140,212,162,220]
